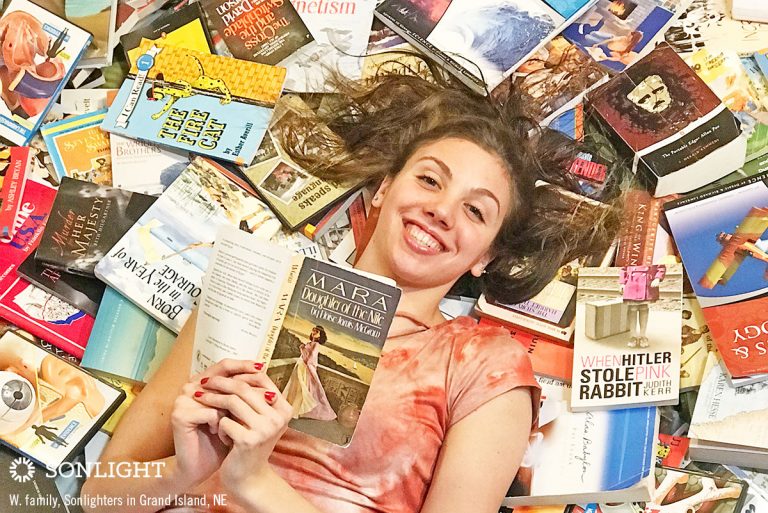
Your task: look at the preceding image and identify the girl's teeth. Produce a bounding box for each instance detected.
[408,224,441,250]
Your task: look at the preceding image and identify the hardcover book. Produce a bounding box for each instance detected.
[17,251,106,317]
[202,0,313,65]
[664,172,768,377]
[0,175,94,359]
[562,0,674,72]
[81,287,176,384]
[35,178,157,277]
[570,265,683,412]
[30,0,119,68]
[101,39,286,165]
[193,226,401,445]
[503,375,657,506]
[615,190,664,267]
[587,43,745,197]
[243,95,363,230]
[121,2,214,66]
[0,330,124,470]
[40,109,112,185]
[110,133,190,196]
[94,157,283,333]
[375,0,595,93]
[0,0,92,145]
[688,351,768,468]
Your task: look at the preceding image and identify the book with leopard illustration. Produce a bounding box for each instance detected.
[101,39,286,165]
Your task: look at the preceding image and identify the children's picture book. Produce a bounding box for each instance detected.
[570,265,683,412]
[94,157,283,333]
[680,295,713,391]
[0,330,125,470]
[35,178,157,277]
[503,375,657,506]
[688,351,768,468]
[664,172,768,378]
[40,109,112,185]
[17,251,106,317]
[562,0,674,72]
[193,226,400,446]
[110,133,190,196]
[645,466,747,513]
[588,43,745,197]
[81,287,176,384]
[0,175,94,359]
[121,2,214,66]
[0,0,92,145]
[101,39,286,165]
[374,0,595,93]
[30,0,119,68]
[243,96,363,230]
[202,0,313,66]
[279,0,377,92]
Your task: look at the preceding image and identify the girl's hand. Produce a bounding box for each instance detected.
[171,359,262,489]
[193,370,293,495]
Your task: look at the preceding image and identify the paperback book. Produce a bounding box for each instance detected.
[645,466,747,513]
[0,175,94,359]
[193,226,401,445]
[664,171,768,377]
[35,178,157,277]
[101,39,286,165]
[587,43,745,197]
[503,375,657,506]
[40,109,112,185]
[570,265,683,412]
[374,0,596,93]
[110,134,190,196]
[0,330,124,470]
[201,0,313,65]
[81,287,176,384]
[94,157,283,333]
[0,147,32,241]
[680,294,713,391]
[0,0,92,145]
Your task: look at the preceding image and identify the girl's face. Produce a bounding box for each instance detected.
[368,137,512,289]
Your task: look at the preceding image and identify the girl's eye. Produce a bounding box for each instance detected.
[467,204,485,222]
[418,175,439,187]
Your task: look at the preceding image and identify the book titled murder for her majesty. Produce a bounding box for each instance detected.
[35,178,156,277]
[193,226,400,445]
[570,265,683,412]
[101,39,286,165]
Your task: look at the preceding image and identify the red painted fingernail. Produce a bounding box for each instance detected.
[200,377,209,385]
[264,391,276,403]
[194,391,204,398]
[254,362,264,371]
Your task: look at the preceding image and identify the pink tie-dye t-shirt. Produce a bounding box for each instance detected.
[268,315,540,513]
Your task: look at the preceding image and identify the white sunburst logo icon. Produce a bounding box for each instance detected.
[9,457,35,483]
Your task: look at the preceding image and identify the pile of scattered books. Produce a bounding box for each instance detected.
[1,0,768,512]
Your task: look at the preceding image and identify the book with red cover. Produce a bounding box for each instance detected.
[664,171,768,377]
[0,148,32,241]
[0,175,94,358]
[478,317,574,383]
[616,189,663,267]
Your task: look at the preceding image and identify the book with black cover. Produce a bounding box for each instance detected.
[35,178,156,277]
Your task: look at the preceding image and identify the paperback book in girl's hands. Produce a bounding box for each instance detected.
[193,226,401,445]
[0,0,92,145]
[570,265,683,412]
[0,330,124,470]
[101,40,286,165]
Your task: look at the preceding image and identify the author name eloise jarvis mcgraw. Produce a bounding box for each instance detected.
[81,71,619,513]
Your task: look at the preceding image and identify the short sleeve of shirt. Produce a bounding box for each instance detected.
[446,324,541,429]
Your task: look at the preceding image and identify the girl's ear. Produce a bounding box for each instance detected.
[470,254,492,278]
[371,176,393,208]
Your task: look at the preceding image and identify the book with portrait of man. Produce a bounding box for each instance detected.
[193,226,401,445]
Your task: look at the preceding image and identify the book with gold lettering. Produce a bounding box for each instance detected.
[35,178,156,277]
[192,226,401,445]
[101,39,286,165]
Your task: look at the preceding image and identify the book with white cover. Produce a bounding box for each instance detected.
[110,134,190,196]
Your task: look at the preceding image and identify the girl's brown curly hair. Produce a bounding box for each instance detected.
[275,62,621,304]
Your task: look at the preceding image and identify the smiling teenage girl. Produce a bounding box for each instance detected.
[81,73,616,513]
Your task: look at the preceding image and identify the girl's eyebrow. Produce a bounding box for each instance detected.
[417,156,501,214]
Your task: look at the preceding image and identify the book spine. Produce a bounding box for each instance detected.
[258,254,304,363]
[348,193,367,249]
[615,191,662,267]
